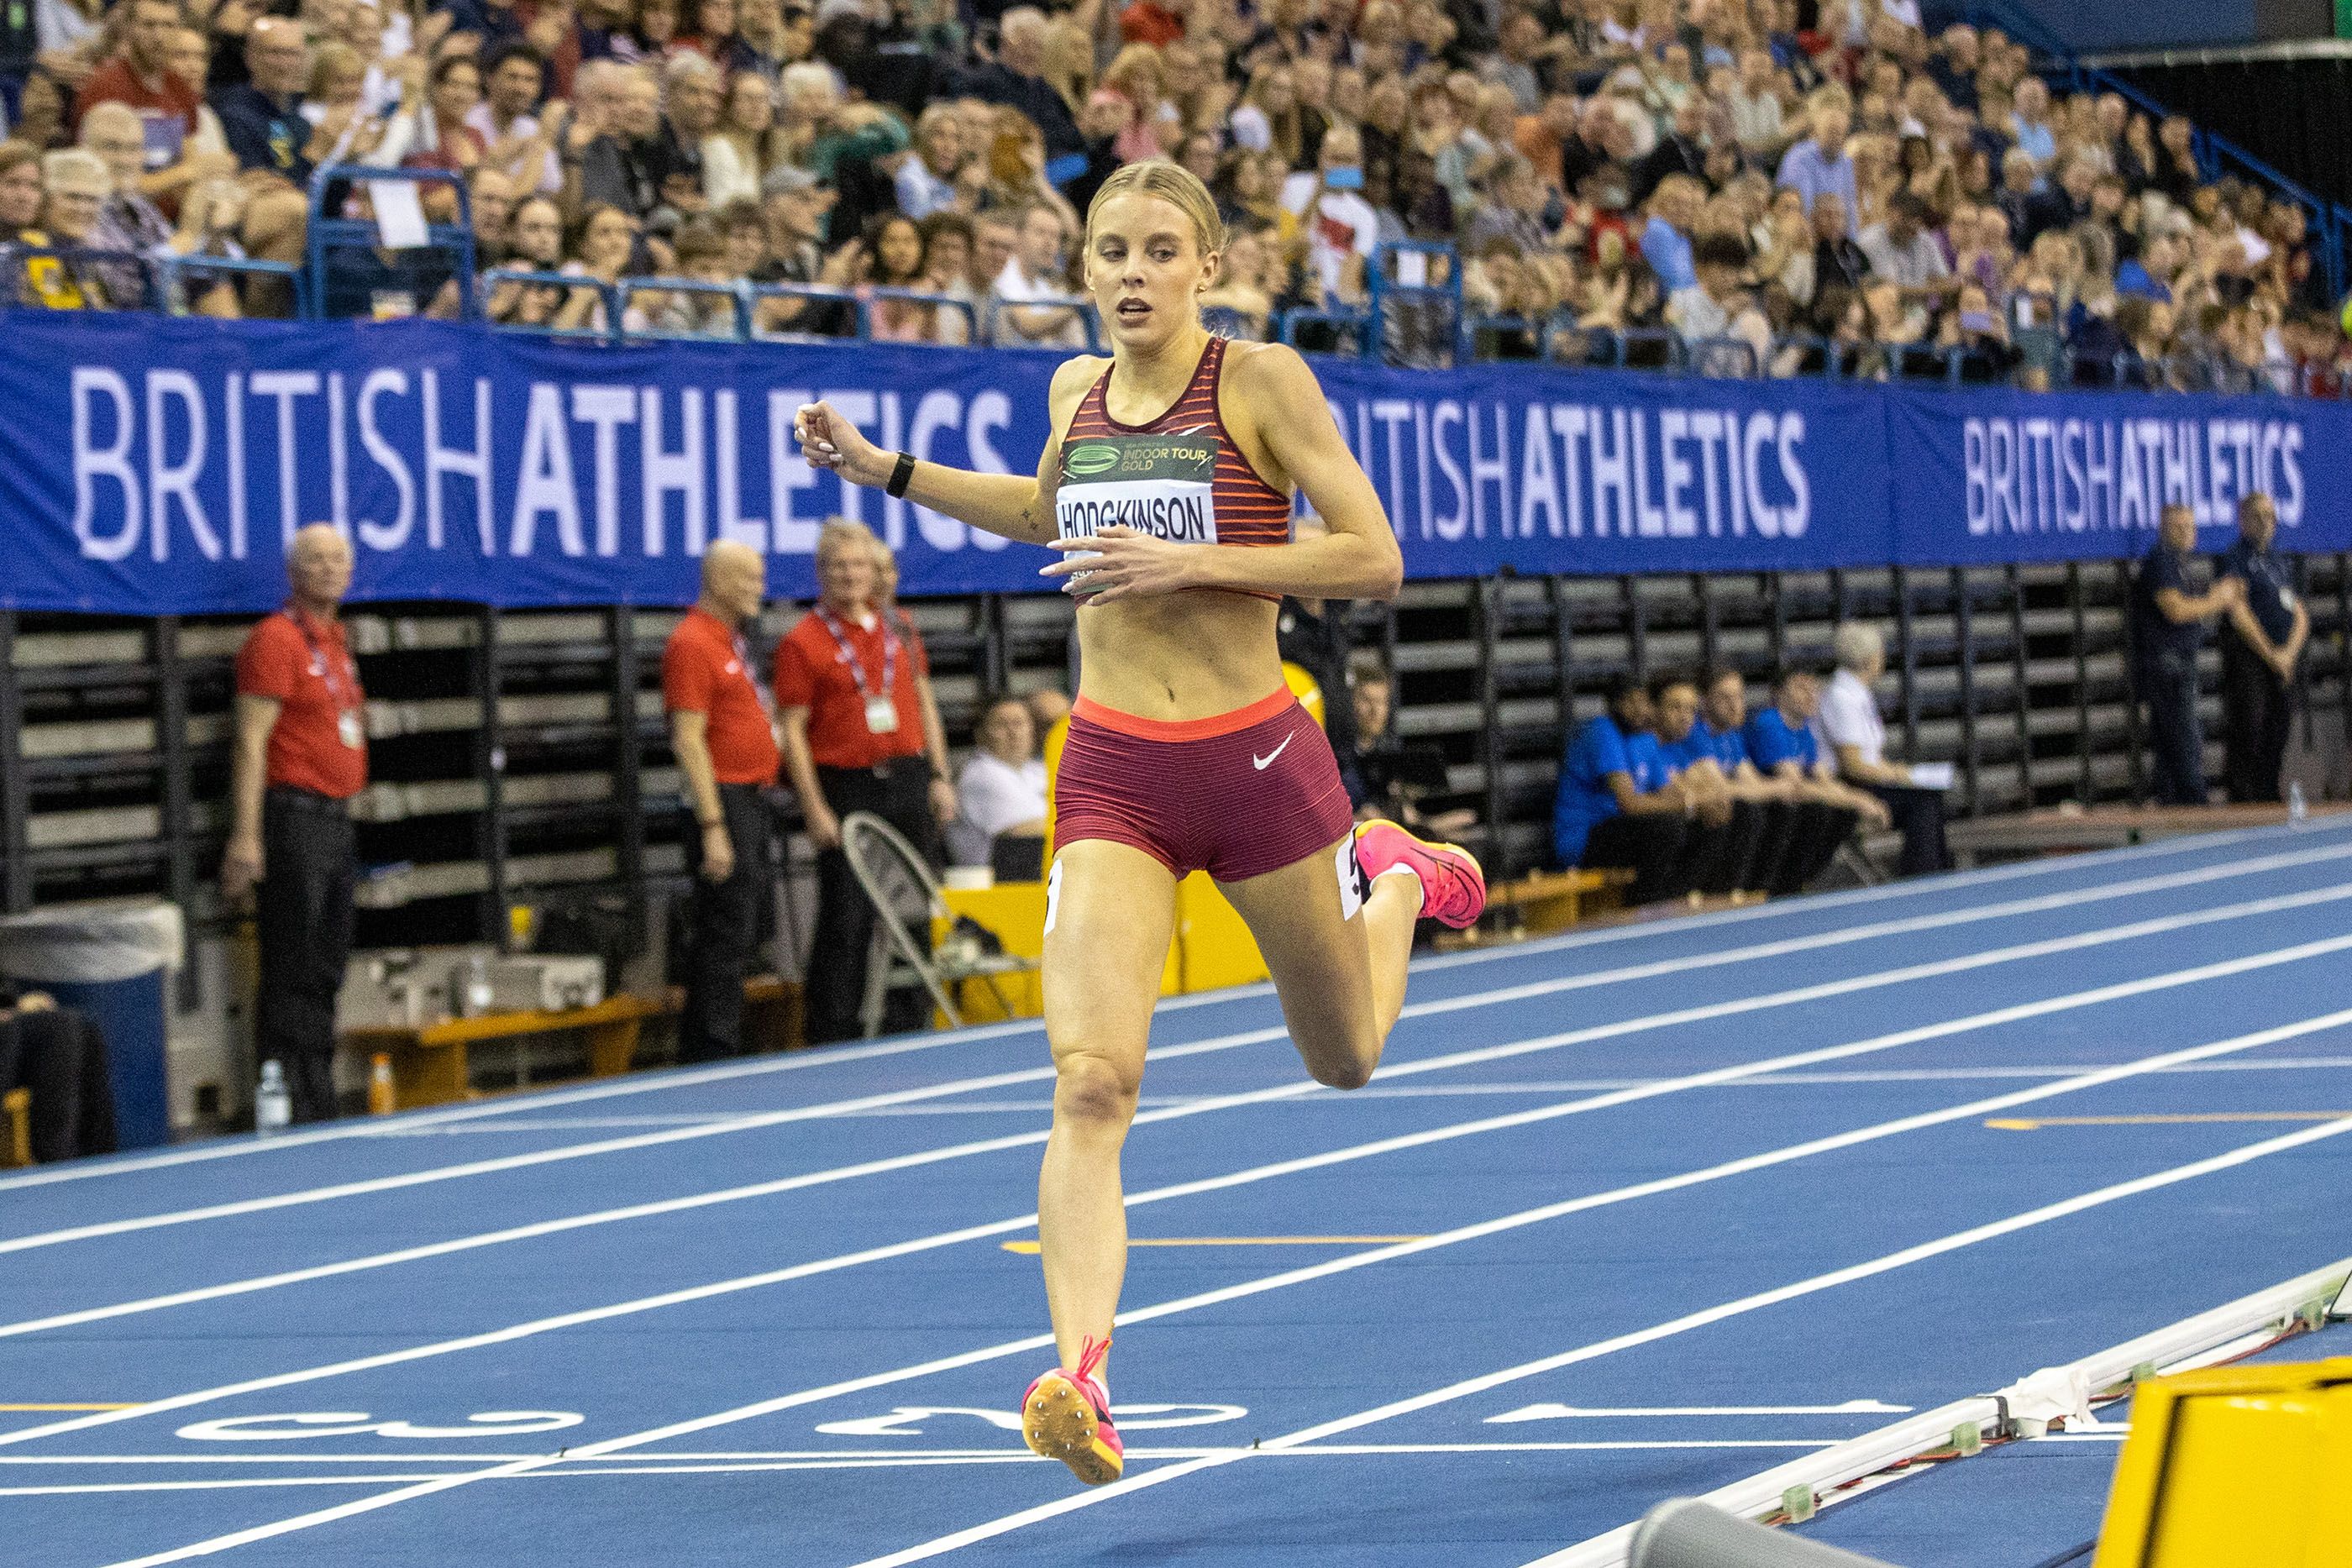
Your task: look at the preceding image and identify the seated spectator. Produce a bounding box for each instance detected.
[1552,673,1693,905]
[1668,229,1769,364]
[1638,171,1701,294]
[25,147,112,308]
[949,694,1049,868]
[470,42,563,197]
[1279,122,1378,307]
[565,60,662,220]
[697,71,774,208]
[377,55,490,175]
[208,17,319,302]
[860,209,966,344]
[1199,222,1277,340]
[1819,622,1950,875]
[638,217,740,336]
[0,141,46,244]
[1776,85,1857,233]
[1727,664,1887,892]
[953,5,1083,163]
[484,191,570,323]
[1645,669,1757,899]
[989,197,1084,347]
[553,199,640,332]
[894,102,965,222]
[80,101,241,314]
[1858,189,1951,304]
[1351,657,1475,840]
[72,0,225,213]
[0,989,114,1163]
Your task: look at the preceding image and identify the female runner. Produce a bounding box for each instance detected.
[793,160,1484,1487]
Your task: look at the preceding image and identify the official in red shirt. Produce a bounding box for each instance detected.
[222,525,365,1124]
[664,540,781,1062]
[777,521,958,1041]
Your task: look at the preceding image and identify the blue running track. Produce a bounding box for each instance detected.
[5,822,2351,1568]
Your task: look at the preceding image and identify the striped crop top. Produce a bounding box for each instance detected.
[1055,336,1294,599]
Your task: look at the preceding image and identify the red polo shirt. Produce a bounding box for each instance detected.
[73,60,201,164]
[774,606,929,771]
[663,606,781,785]
[236,607,368,800]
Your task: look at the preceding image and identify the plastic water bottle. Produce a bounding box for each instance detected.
[367,1052,396,1116]
[2288,780,2308,826]
[255,1060,291,1135]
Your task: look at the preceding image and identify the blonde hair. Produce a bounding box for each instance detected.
[816,517,878,564]
[1083,159,1225,260]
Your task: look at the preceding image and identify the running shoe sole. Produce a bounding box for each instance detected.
[1023,1371,1123,1485]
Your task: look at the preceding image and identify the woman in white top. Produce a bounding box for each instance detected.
[702,71,774,208]
[949,695,1050,866]
[1818,622,1950,874]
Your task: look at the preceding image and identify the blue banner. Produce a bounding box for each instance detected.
[3,313,2345,614]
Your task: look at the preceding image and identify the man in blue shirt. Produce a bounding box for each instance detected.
[1742,665,1887,889]
[1648,669,1758,899]
[1774,87,1857,237]
[1637,175,1701,296]
[2132,503,2244,805]
[1553,674,1691,905]
[2216,492,2308,804]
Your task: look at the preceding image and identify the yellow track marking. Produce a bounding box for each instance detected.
[1000,1235,1428,1255]
[1985,1112,2352,1131]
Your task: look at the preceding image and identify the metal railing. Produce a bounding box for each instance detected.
[1963,0,2352,300]
[304,163,478,320]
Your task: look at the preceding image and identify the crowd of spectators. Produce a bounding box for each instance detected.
[3,0,2349,388]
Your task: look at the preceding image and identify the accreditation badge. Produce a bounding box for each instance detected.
[864,695,900,735]
[339,709,365,749]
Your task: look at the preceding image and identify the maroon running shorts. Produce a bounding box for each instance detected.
[1053,686,1356,882]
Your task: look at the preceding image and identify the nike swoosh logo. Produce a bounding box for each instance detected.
[1252,734,1295,770]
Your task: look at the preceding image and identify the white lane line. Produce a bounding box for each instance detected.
[0,1441,1845,1467]
[11,846,2351,1261]
[3,826,2334,1198]
[69,1007,2352,1566]
[3,1439,1855,1497]
[837,1112,2352,1568]
[11,892,2352,1341]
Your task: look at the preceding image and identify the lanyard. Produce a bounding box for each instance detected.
[288,605,354,709]
[811,606,898,702]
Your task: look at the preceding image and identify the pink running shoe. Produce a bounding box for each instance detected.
[1354,819,1488,929]
[1021,1335,1122,1486]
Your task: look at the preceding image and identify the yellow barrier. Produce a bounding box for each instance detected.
[936,873,1268,1024]
[2092,1356,2352,1568]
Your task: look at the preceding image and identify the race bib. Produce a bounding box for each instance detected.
[1056,433,1221,549]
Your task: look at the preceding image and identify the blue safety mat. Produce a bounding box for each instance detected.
[5,822,2352,1568]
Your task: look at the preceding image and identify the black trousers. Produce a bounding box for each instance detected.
[680,783,777,1063]
[2220,637,2292,805]
[0,1006,114,1162]
[255,787,356,1124]
[1772,800,1859,895]
[2139,651,2208,807]
[805,757,940,1044]
[1580,811,1689,905]
[1868,784,1951,877]
[1675,800,1767,898]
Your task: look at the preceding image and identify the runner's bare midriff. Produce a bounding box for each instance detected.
[1072,590,1284,721]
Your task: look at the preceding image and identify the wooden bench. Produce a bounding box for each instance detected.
[343,976,803,1110]
[3,1087,29,1168]
[1485,868,1632,936]
[1945,801,2349,868]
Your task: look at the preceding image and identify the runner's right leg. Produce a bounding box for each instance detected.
[1026,837,1179,1483]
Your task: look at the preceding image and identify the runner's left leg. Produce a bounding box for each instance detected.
[1216,837,1418,1091]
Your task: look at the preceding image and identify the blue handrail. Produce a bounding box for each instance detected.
[480,267,624,343]
[304,163,478,321]
[1961,0,2351,300]
[616,276,753,341]
[155,253,309,317]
